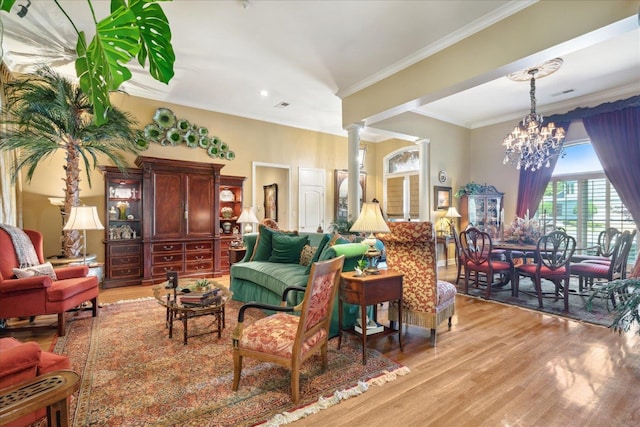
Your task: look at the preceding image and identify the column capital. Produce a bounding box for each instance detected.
[415,138,431,145]
[345,123,364,133]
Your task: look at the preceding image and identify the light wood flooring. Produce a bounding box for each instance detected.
[4,265,639,426]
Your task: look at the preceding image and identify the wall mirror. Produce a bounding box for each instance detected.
[334,169,366,221]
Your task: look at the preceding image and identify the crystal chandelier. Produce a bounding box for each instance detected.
[503,59,566,171]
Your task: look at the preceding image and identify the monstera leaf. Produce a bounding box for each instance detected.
[73,0,174,125]
[0,0,17,13]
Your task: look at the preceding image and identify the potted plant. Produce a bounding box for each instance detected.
[195,279,211,293]
[0,66,141,258]
[587,278,640,335]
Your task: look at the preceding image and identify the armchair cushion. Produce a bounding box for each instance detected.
[12,262,57,281]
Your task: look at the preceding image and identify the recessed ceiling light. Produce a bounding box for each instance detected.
[260,90,269,97]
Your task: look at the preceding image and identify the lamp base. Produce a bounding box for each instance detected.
[364,250,381,274]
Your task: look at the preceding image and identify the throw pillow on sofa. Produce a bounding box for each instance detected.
[268,234,309,263]
[305,233,331,274]
[250,225,299,261]
[12,262,57,281]
[299,244,316,266]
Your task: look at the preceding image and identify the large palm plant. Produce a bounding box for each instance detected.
[0,66,140,257]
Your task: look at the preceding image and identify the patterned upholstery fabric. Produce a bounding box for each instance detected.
[237,313,326,358]
[377,222,456,339]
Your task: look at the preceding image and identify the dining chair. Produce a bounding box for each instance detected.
[571,230,634,300]
[459,227,513,298]
[513,230,576,311]
[231,256,344,404]
[571,227,621,263]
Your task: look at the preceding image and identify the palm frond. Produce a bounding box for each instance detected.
[587,278,640,334]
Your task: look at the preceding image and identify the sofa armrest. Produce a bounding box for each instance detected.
[54,265,89,280]
[0,276,51,293]
[241,233,259,262]
[321,243,367,272]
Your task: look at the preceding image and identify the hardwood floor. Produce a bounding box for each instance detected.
[4,265,639,426]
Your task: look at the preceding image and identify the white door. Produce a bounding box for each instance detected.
[299,168,325,232]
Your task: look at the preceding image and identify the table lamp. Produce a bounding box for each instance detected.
[444,206,461,235]
[63,206,105,264]
[237,207,259,234]
[350,201,390,274]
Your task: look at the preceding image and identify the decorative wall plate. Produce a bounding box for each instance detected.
[153,108,176,129]
[226,151,235,160]
[135,138,150,150]
[166,128,182,144]
[211,137,221,147]
[220,143,229,152]
[198,136,210,148]
[184,131,198,147]
[143,124,162,141]
[438,170,448,183]
[207,145,219,157]
[220,189,235,202]
[197,127,209,136]
[177,119,190,132]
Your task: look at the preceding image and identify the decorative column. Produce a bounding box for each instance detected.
[416,138,431,221]
[346,123,363,220]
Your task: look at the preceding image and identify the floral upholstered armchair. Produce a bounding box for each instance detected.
[377,221,456,346]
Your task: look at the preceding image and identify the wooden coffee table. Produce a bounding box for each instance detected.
[153,279,232,345]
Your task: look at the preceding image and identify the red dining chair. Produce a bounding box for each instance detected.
[514,230,576,311]
[459,227,513,298]
[571,230,634,299]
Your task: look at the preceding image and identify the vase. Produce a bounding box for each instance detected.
[222,221,232,234]
[118,207,127,220]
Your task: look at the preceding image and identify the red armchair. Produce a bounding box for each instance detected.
[0,228,99,336]
[0,337,71,427]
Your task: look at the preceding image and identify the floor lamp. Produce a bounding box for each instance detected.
[63,206,105,264]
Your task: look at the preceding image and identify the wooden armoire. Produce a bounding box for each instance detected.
[135,156,227,285]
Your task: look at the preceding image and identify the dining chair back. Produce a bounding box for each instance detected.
[571,227,621,263]
[514,230,576,311]
[459,227,513,298]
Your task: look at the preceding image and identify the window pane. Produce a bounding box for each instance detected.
[386,177,404,219]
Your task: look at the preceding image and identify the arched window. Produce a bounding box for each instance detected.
[383,147,420,221]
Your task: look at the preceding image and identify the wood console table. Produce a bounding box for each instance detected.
[338,269,403,365]
[437,235,454,267]
[0,370,80,427]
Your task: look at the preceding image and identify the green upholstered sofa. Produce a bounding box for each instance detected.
[230,230,368,337]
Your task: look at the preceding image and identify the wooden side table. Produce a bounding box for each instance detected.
[229,247,247,266]
[338,269,403,365]
[436,235,453,267]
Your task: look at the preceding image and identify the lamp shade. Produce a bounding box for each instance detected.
[63,206,105,231]
[444,206,461,219]
[350,202,390,234]
[237,207,259,225]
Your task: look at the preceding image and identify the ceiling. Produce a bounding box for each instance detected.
[1,1,639,142]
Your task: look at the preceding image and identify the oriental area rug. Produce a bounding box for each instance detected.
[457,275,617,328]
[53,298,409,427]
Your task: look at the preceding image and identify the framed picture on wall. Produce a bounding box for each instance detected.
[263,183,278,222]
[434,186,452,210]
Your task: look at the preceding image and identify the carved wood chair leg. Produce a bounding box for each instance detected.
[232,354,242,391]
[430,329,437,347]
